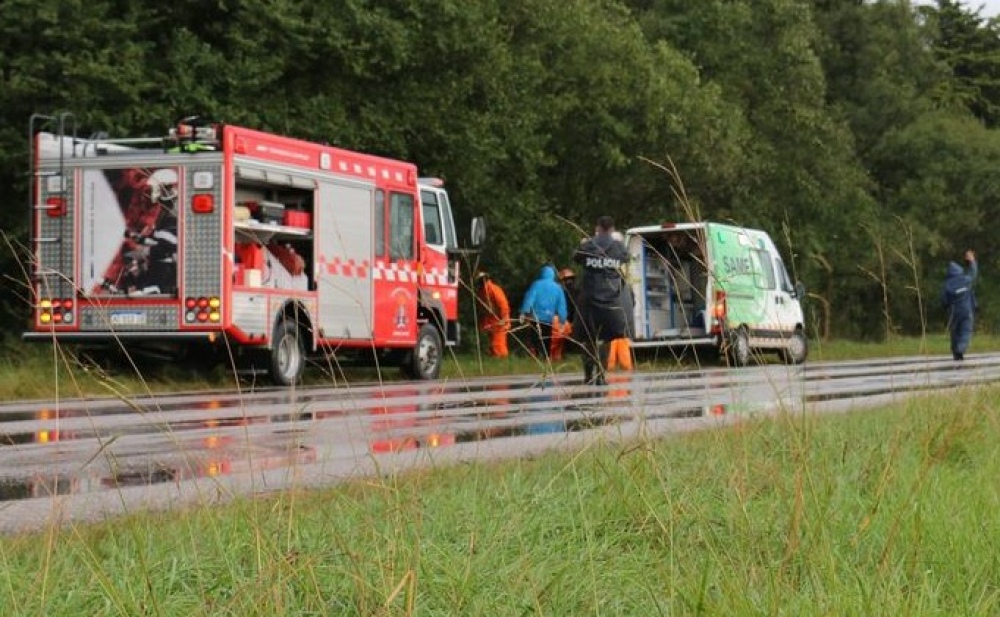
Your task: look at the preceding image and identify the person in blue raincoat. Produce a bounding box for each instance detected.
[519,264,568,360]
[941,249,978,361]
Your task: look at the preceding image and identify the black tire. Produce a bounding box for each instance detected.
[726,327,752,367]
[780,329,808,365]
[403,324,442,380]
[269,319,305,386]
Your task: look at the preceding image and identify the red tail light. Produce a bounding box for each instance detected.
[46,197,66,217]
[192,194,214,214]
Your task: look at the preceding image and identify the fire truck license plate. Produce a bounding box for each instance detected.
[109,311,146,326]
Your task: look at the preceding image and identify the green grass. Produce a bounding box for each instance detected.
[1,386,999,614]
[808,332,1000,361]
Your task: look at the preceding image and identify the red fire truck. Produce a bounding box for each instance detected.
[24,113,482,385]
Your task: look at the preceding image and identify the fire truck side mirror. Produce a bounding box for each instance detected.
[470,217,486,248]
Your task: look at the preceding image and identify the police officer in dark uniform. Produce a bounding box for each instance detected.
[573,215,630,385]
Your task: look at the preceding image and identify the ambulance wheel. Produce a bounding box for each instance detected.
[270,320,305,386]
[404,324,442,380]
[781,329,808,365]
[726,327,752,367]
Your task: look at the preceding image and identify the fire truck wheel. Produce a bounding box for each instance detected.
[270,320,305,386]
[405,324,442,380]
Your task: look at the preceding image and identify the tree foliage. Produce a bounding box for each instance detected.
[1,0,999,342]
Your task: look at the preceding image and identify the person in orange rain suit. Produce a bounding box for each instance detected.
[475,271,511,358]
[550,268,578,361]
[606,337,634,371]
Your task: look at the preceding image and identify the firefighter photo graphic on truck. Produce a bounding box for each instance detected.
[83,167,180,297]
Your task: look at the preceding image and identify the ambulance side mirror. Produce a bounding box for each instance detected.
[792,281,806,300]
[470,217,486,248]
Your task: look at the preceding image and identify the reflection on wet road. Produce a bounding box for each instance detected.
[0,354,998,530]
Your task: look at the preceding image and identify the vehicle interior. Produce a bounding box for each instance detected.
[638,229,709,335]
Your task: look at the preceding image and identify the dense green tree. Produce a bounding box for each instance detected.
[2,0,1000,343]
[924,0,1000,127]
[869,111,1000,330]
[625,0,880,336]
[0,0,154,338]
[814,0,1000,336]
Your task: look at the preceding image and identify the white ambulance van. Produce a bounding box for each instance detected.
[625,221,807,365]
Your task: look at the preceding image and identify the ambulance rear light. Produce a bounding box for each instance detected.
[660,222,676,229]
[712,291,727,322]
[192,194,214,214]
[45,196,66,217]
[419,177,444,188]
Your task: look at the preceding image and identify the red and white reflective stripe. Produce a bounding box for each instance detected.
[372,261,414,283]
[317,256,370,278]
[315,256,450,285]
[421,267,451,285]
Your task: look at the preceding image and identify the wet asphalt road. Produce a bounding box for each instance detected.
[0,354,998,533]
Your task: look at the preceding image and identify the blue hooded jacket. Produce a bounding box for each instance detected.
[941,260,978,317]
[519,265,568,325]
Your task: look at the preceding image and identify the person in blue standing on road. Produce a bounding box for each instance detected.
[941,249,978,361]
[518,264,568,360]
